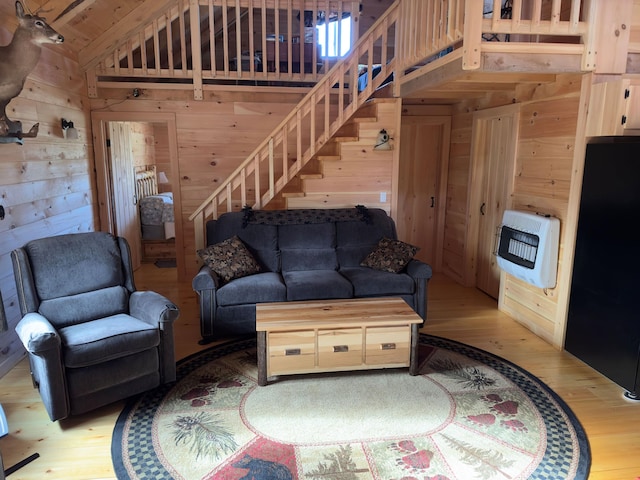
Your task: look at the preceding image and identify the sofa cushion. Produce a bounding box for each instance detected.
[360,237,419,273]
[198,235,262,283]
[208,213,279,272]
[339,267,415,297]
[336,208,397,267]
[281,249,338,271]
[217,272,287,306]
[283,270,353,301]
[59,314,160,368]
[280,223,338,271]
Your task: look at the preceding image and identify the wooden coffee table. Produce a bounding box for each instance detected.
[256,297,423,386]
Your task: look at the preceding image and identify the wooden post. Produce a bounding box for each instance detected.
[462,0,482,70]
[587,0,633,74]
[189,0,203,99]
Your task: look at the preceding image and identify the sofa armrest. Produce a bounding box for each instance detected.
[406,259,433,280]
[405,259,433,323]
[192,265,220,343]
[192,265,221,291]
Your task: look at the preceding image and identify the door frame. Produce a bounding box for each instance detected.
[464,103,520,289]
[91,111,185,279]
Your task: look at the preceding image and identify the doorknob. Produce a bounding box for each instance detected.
[480,202,486,215]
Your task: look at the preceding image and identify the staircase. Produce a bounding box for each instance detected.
[188,1,409,251]
[186,0,596,252]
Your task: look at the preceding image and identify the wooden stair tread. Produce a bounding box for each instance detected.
[334,136,358,142]
[316,155,341,161]
[352,116,377,123]
[282,190,305,198]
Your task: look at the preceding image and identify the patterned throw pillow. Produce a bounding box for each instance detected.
[360,237,419,273]
[197,235,261,282]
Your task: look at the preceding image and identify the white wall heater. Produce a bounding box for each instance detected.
[496,210,560,289]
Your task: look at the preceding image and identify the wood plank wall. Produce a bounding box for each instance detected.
[154,124,172,192]
[130,122,157,169]
[506,74,583,347]
[0,13,94,377]
[285,100,401,213]
[89,88,308,278]
[443,74,584,348]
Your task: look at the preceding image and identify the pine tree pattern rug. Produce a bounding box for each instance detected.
[111,334,590,479]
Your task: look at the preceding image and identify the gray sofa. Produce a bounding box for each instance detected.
[192,207,433,343]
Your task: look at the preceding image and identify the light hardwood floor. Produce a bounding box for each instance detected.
[0,264,638,479]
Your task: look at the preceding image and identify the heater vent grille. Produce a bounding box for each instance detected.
[496,210,559,288]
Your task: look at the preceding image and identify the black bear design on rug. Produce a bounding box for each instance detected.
[233,454,293,480]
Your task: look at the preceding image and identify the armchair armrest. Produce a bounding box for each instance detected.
[15,313,60,354]
[130,291,179,383]
[130,291,179,328]
[192,265,220,291]
[15,313,68,421]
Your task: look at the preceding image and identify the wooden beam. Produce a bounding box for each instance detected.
[40,0,99,28]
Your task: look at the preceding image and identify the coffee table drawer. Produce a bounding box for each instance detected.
[268,330,316,375]
[365,325,411,366]
[318,328,363,368]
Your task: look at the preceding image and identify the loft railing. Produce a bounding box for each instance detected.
[87,0,360,98]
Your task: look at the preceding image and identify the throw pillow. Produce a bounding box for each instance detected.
[197,235,261,282]
[360,237,419,273]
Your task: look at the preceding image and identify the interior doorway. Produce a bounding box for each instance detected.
[91,112,185,280]
[397,114,451,271]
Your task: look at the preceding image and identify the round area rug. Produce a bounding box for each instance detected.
[112,335,590,479]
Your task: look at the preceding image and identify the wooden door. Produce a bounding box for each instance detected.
[469,105,519,299]
[397,116,451,270]
[108,122,141,269]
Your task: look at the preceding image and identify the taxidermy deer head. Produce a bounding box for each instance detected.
[0,1,64,143]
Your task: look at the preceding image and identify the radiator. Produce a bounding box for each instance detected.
[496,210,560,288]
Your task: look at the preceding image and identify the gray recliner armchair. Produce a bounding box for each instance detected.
[11,232,179,422]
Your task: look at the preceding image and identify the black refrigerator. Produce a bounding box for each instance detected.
[565,140,640,399]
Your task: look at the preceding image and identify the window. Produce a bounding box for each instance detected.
[316,16,351,57]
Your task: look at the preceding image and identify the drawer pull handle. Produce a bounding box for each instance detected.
[381,343,397,350]
[285,348,301,356]
[333,345,349,353]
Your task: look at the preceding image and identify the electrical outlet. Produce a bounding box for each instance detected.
[379,192,387,203]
